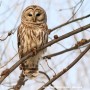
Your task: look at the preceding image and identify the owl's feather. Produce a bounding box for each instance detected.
[17,5,48,79]
[18,23,48,78]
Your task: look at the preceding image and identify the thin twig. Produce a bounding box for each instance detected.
[45,59,56,75]
[50,14,90,33]
[12,71,57,90]
[39,71,57,90]
[0,0,27,41]
[43,39,90,59]
[0,35,8,41]
[38,44,90,90]
[0,23,90,84]
[0,13,90,41]
[0,53,18,69]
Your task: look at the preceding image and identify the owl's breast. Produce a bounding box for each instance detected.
[19,24,48,55]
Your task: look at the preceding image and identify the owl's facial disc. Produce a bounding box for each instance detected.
[22,5,47,24]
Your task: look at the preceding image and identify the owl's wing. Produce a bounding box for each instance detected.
[17,25,21,49]
[17,25,22,58]
[17,28,20,49]
[43,25,48,45]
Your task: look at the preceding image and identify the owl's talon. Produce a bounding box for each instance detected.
[48,29,51,34]
[20,65,23,70]
[31,48,37,55]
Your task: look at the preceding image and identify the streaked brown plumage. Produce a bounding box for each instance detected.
[17,5,48,79]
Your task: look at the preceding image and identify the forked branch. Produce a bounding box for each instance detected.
[43,39,90,59]
[38,44,90,90]
[0,23,90,84]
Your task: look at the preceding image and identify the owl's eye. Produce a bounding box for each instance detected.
[28,13,32,16]
[36,13,41,16]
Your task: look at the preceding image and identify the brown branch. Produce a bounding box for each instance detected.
[0,0,26,41]
[13,71,57,90]
[0,31,12,41]
[39,71,57,90]
[0,29,17,41]
[12,72,27,90]
[0,35,8,41]
[50,14,90,33]
[45,59,56,75]
[0,23,90,84]
[38,44,90,90]
[43,39,90,59]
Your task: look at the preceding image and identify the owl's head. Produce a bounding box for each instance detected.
[21,5,47,24]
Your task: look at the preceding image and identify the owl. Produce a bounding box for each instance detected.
[17,5,48,79]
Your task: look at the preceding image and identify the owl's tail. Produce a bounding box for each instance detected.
[23,67,39,79]
[20,51,44,79]
[20,57,39,79]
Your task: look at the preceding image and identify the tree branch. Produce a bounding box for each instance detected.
[38,44,90,90]
[12,72,27,90]
[39,71,57,90]
[0,31,12,41]
[0,23,90,84]
[0,14,90,41]
[13,71,57,90]
[50,14,90,33]
[43,39,90,59]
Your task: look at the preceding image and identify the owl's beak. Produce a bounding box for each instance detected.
[33,17,36,22]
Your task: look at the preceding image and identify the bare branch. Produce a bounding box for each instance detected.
[38,44,90,90]
[0,30,12,41]
[39,71,57,90]
[0,14,90,41]
[0,23,90,84]
[13,71,57,90]
[50,14,90,33]
[43,39,90,59]
[0,53,18,69]
[12,72,27,90]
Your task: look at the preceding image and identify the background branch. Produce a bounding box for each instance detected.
[0,14,90,41]
[12,72,26,90]
[0,23,90,84]
[38,44,90,90]
[50,14,90,33]
[39,71,57,90]
[43,39,90,59]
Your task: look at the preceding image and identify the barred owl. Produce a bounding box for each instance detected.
[17,5,48,79]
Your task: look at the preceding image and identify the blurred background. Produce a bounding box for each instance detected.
[0,0,90,90]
